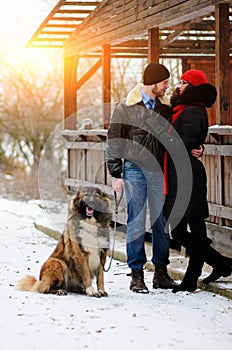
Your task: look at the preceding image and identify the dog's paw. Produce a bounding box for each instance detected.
[50,288,68,296]
[98,289,108,297]
[86,286,101,297]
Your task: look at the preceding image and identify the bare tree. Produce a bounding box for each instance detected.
[111,58,144,102]
[0,51,65,199]
[0,53,63,173]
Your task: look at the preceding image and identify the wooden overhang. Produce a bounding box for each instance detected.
[28,0,232,128]
[64,0,232,59]
[28,0,232,59]
[27,1,103,49]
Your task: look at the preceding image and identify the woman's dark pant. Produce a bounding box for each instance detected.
[172,218,224,276]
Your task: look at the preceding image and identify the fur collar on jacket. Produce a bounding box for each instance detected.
[126,83,171,107]
[171,83,217,108]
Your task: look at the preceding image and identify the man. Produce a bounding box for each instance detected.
[106,62,177,293]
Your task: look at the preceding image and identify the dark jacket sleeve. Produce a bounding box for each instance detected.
[105,102,128,178]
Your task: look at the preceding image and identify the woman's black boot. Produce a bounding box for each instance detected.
[172,279,198,293]
[172,255,202,293]
[202,257,232,284]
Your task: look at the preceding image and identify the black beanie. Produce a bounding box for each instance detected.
[143,62,170,85]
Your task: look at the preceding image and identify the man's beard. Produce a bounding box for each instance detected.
[152,85,165,97]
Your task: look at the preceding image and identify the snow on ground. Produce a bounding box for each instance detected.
[0,198,231,350]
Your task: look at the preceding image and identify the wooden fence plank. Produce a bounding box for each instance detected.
[204,144,232,156]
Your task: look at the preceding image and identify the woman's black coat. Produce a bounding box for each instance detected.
[163,83,217,220]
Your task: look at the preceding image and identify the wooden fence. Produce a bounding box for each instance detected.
[62,126,232,258]
[202,126,232,258]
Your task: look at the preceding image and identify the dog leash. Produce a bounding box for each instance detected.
[103,190,123,272]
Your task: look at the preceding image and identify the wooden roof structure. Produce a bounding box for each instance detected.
[28,0,232,128]
[28,0,231,59]
[27,1,102,50]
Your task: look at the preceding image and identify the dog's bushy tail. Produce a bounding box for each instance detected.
[16,275,49,293]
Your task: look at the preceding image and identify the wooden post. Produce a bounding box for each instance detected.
[64,55,78,188]
[148,28,159,63]
[182,58,189,74]
[215,4,230,125]
[64,55,78,130]
[102,44,111,129]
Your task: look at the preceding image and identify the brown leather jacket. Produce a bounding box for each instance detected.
[106,83,171,177]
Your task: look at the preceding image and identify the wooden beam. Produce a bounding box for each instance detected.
[64,55,78,130]
[204,144,232,156]
[27,0,66,47]
[162,16,205,47]
[45,23,80,28]
[64,2,102,5]
[76,59,101,90]
[215,3,231,125]
[148,28,159,63]
[186,200,231,219]
[161,30,184,47]
[57,9,92,14]
[169,18,215,31]
[51,17,86,21]
[65,0,217,56]
[40,31,73,35]
[102,44,111,129]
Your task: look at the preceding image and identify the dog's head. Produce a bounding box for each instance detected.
[70,187,111,224]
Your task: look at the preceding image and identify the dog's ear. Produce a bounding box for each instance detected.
[71,190,81,206]
[75,187,84,197]
[96,188,107,198]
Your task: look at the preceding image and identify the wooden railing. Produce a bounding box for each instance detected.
[202,126,232,258]
[62,125,232,258]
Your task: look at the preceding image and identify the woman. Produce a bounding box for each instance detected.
[163,69,231,292]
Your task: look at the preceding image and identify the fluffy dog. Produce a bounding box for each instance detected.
[17,187,111,297]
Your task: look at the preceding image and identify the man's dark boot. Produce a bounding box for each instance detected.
[153,265,177,289]
[130,268,149,293]
[202,257,232,284]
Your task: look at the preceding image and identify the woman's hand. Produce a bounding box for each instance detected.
[191,145,204,158]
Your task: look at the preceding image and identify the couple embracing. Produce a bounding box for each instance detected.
[106,63,232,294]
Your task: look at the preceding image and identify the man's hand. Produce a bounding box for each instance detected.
[191,145,204,158]
[112,178,124,193]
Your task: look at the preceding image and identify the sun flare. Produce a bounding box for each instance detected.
[21,48,62,72]
[2,46,63,76]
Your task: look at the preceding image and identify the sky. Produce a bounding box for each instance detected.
[0,0,57,49]
[0,196,232,350]
[0,1,63,83]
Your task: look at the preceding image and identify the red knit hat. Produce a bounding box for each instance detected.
[181,69,208,87]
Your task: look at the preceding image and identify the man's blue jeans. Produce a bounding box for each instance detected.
[123,160,170,269]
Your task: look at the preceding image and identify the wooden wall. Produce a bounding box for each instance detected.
[186,58,232,126]
[203,128,232,258]
[62,127,232,259]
